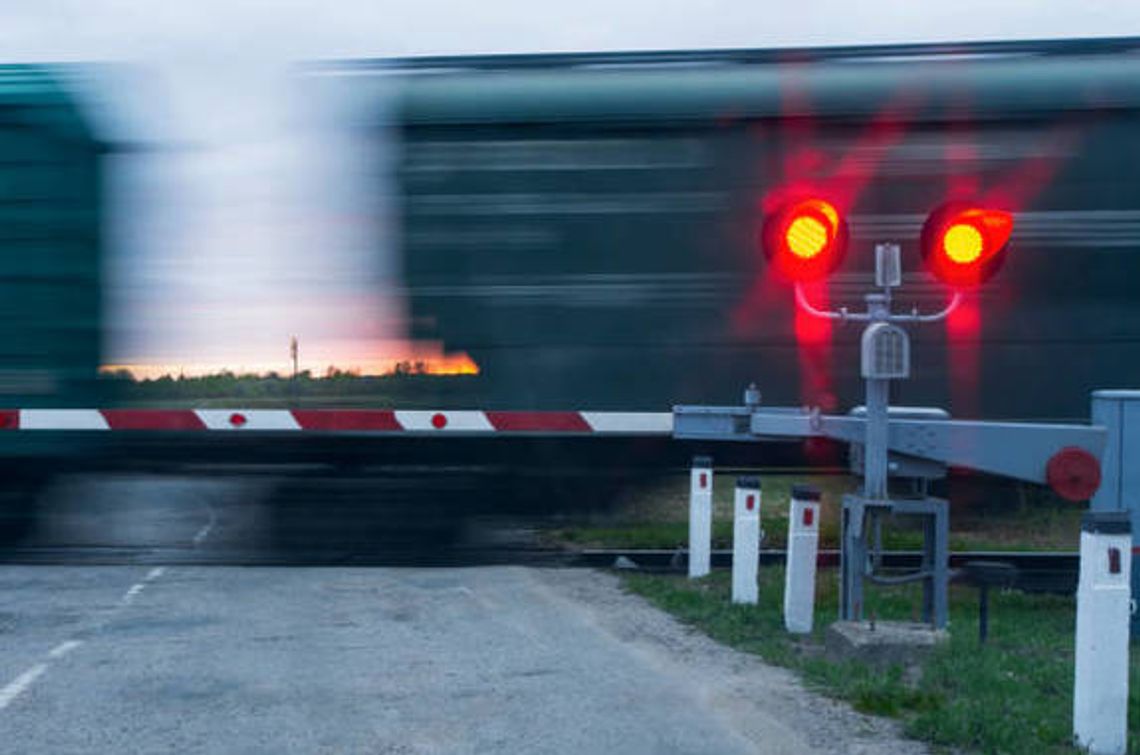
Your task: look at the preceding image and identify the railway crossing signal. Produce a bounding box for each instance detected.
[680,196,1137,750]
[679,202,1106,628]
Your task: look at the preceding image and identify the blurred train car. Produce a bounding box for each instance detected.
[333,37,1140,423]
[0,66,105,536]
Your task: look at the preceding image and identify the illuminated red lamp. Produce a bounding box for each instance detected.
[761,197,849,282]
[920,203,1014,288]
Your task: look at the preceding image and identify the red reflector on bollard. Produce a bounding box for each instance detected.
[803,507,814,527]
[1109,547,1122,575]
[699,472,707,489]
[746,495,755,511]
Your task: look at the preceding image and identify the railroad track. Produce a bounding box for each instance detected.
[0,541,1080,594]
[568,548,1081,594]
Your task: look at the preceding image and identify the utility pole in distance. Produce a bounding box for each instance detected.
[289,335,299,407]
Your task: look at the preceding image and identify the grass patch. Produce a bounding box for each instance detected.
[546,474,1084,552]
[624,568,1133,754]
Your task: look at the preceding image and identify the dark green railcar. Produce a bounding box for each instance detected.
[0,66,103,408]
[0,66,105,529]
[360,39,1140,420]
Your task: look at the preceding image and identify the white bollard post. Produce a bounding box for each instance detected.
[688,456,713,579]
[732,476,761,604]
[1074,511,1132,755]
[784,484,821,633]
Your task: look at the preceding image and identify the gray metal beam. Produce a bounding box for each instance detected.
[674,405,1106,486]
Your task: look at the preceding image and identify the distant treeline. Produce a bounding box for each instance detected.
[104,364,478,401]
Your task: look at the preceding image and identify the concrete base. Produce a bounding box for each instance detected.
[825,621,948,669]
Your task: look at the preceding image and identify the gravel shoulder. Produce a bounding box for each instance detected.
[530,568,928,755]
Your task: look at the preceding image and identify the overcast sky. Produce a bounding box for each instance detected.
[4,1,1140,375]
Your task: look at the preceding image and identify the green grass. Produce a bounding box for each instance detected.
[546,474,1085,552]
[624,569,1137,754]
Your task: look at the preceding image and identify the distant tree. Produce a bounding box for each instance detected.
[391,360,429,376]
[103,369,134,382]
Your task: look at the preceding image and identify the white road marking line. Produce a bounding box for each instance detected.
[47,640,83,659]
[0,664,48,711]
[0,567,166,715]
[121,583,145,604]
[192,506,217,546]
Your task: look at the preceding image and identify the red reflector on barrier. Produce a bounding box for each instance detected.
[1046,446,1102,502]
[228,413,247,427]
[430,413,448,429]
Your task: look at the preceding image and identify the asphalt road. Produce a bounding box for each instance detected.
[0,564,923,754]
[0,475,926,753]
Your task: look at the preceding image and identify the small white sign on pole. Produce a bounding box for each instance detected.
[688,456,713,578]
[784,485,821,633]
[732,476,761,604]
[1074,511,1131,755]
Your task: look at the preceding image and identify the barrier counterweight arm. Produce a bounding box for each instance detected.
[674,407,1105,497]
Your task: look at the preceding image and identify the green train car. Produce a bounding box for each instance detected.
[0,66,105,530]
[346,37,1140,421]
[0,66,103,405]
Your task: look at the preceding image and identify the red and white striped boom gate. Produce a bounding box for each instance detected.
[0,409,674,435]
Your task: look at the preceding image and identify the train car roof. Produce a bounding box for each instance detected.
[347,36,1140,72]
[322,37,1140,125]
[0,64,105,146]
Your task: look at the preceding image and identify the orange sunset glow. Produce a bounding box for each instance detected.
[101,344,480,380]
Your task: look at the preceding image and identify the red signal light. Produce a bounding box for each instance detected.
[762,198,849,282]
[920,203,1014,288]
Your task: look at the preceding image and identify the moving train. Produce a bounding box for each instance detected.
[344,36,1140,422]
[0,65,104,522]
[3,38,1140,518]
